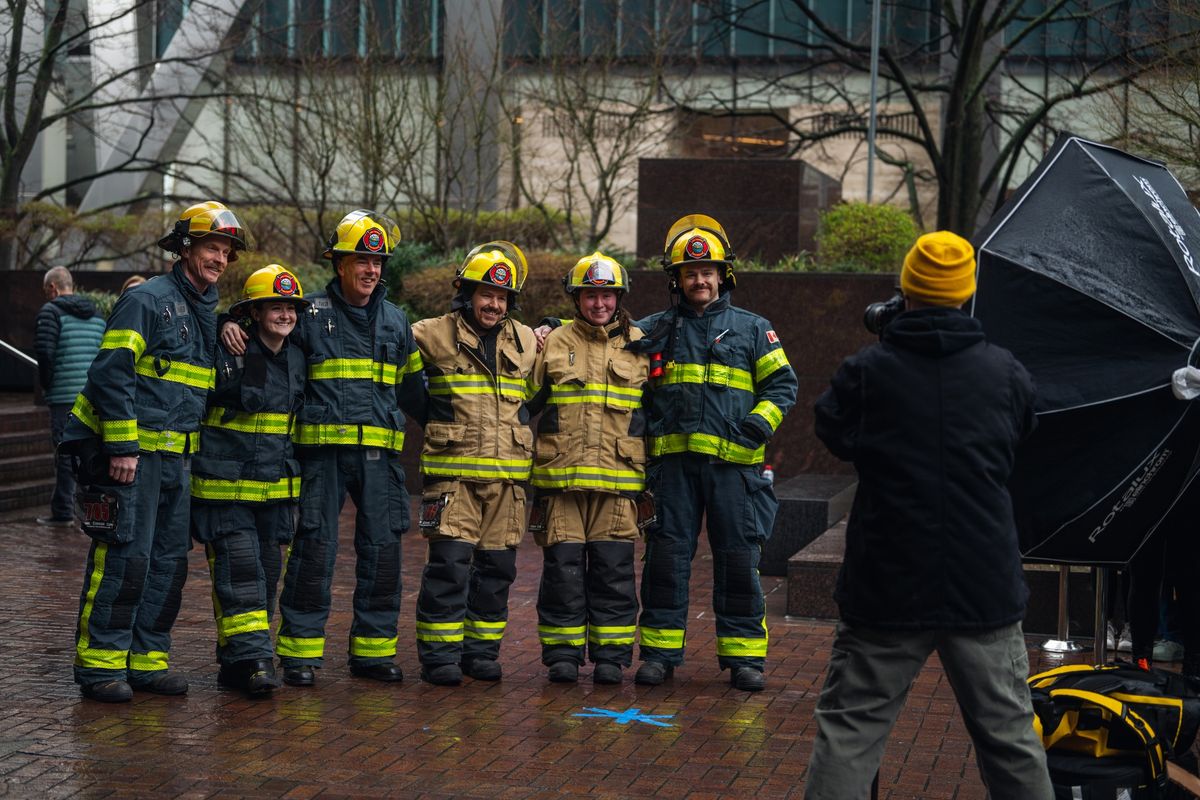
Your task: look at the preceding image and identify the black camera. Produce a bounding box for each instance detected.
[863,293,905,336]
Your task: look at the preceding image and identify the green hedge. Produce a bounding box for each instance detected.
[815,202,920,273]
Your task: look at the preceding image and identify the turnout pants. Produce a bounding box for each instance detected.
[74,451,191,685]
[638,454,777,670]
[415,480,525,666]
[805,622,1053,800]
[535,491,638,667]
[192,501,292,665]
[277,447,409,668]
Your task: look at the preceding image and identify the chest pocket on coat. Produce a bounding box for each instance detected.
[708,331,752,390]
[606,358,636,413]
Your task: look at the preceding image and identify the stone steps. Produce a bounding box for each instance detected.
[761,473,856,576]
[0,400,55,512]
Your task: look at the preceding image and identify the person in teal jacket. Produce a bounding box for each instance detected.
[221,210,426,687]
[192,265,309,697]
[64,201,247,703]
[35,266,105,526]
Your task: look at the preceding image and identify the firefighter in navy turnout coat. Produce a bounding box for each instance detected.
[525,253,649,685]
[221,210,425,687]
[630,215,797,692]
[65,201,246,703]
[192,265,308,697]
[412,241,537,686]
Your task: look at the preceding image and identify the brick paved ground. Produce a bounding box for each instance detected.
[0,502,1101,800]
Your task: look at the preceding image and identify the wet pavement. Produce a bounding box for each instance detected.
[0,501,1093,799]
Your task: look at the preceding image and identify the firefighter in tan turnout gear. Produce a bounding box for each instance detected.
[525,253,649,685]
[413,241,537,686]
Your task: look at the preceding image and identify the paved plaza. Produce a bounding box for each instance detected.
[0,501,1096,799]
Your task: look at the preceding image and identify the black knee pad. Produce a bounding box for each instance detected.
[539,543,585,618]
[222,534,262,605]
[586,541,636,619]
[366,541,402,611]
[642,539,683,610]
[151,558,189,632]
[419,540,474,616]
[106,556,149,631]
[469,549,517,615]
[713,548,763,618]
[289,537,331,613]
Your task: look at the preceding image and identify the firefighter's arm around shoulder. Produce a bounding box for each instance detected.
[395,315,428,426]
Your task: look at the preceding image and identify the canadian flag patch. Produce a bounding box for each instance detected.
[766,330,779,344]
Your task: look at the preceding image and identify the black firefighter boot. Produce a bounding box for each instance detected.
[219,659,281,697]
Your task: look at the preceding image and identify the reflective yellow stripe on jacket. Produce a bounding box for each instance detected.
[546,383,641,409]
[191,476,300,502]
[308,350,422,386]
[650,432,765,465]
[428,373,527,400]
[659,362,754,393]
[133,354,215,390]
[530,465,644,491]
[420,453,532,481]
[72,395,197,453]
[204,407,292,435]
[99,328,147,359]
[294,423,405,452]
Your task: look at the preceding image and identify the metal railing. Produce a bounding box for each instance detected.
[0,338,37,368]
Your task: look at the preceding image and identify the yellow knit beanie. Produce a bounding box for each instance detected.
[900,231,976,306]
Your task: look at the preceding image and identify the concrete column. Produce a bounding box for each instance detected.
[441,0,503,211]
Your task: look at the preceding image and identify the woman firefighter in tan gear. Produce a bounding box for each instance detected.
[525,252,650,684]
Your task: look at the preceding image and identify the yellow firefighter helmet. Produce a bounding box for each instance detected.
[322,209,402,263]
[229,264,310,318]
[563,251,630,295]
[662,213,737,288]
[159,201,249,259]
[454,240,528,294]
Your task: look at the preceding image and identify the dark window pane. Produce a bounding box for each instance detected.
[545,0,580,57]
[401,0,439,58]
[156,0,185,58]
[582,0,619,56]
[327,2,359,57]
[811,0,848,44]
[888,0,934,53]
[296,0,325,57]
[733,0,770,57]
[620,0,654,57]
[259,0,291,59]
[504,0,543,58]
[772,0,810,57]
[657,0,692,55]
[365,0,398,56]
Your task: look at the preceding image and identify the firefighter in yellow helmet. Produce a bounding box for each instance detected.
[631,215,797,691]
[192,265,309,697]
[524,252,649,684]
[65,200,247,702]
[411,241,537,685]
[220,210,426,687]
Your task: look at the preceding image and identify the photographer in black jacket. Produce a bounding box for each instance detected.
[806,231,1052,799]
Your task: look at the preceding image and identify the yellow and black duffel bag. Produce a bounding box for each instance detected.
[1027,663,1200,799]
